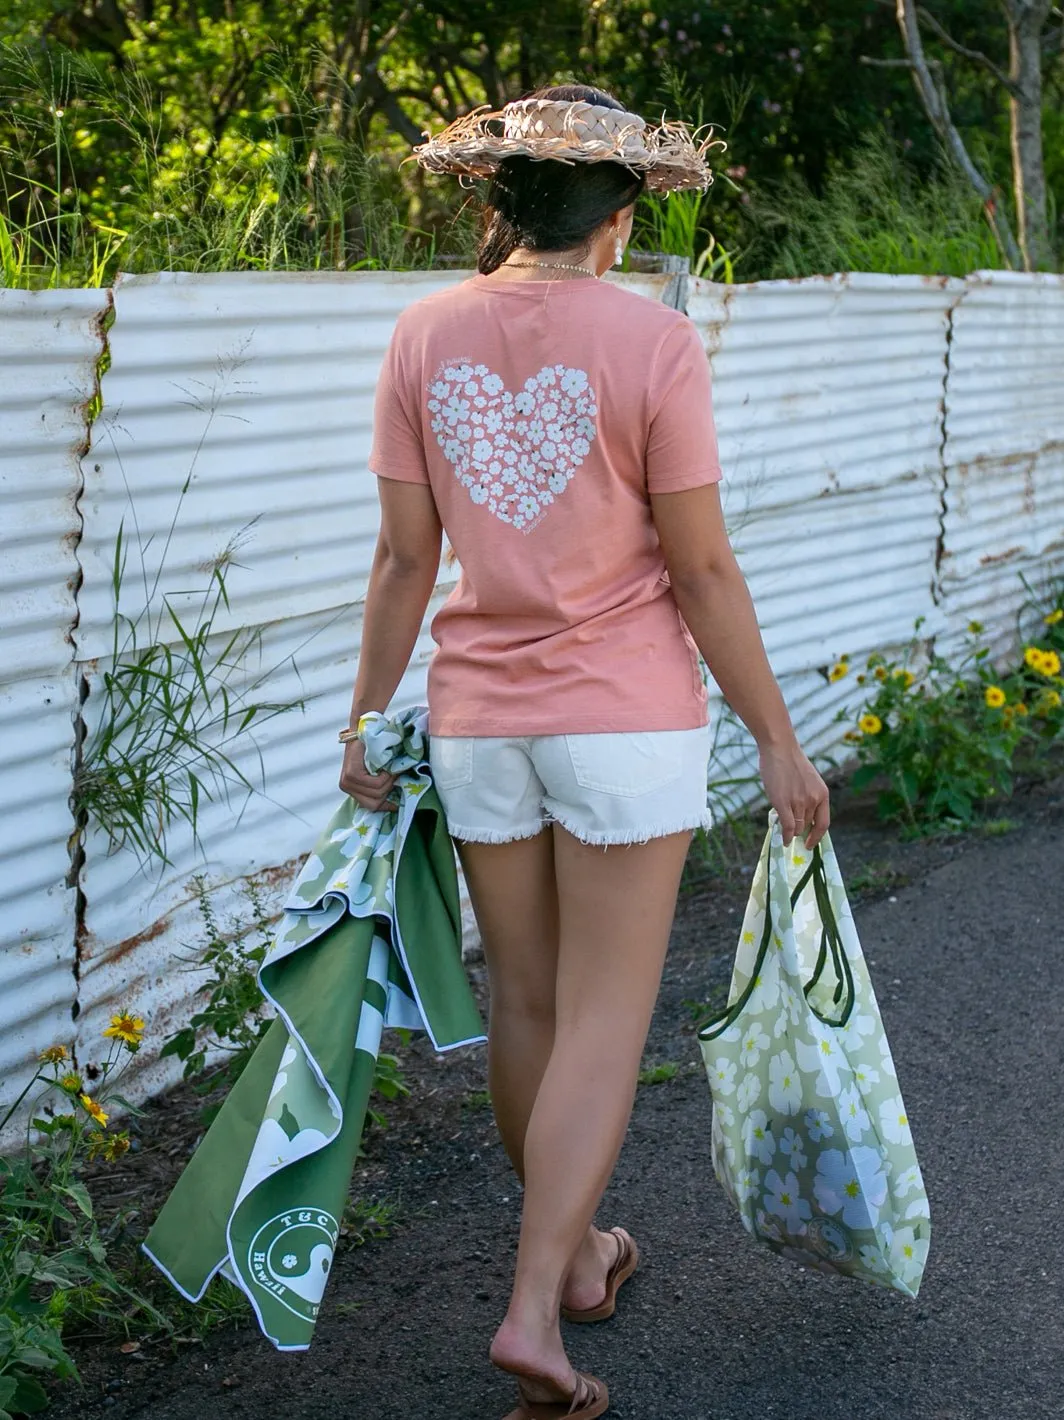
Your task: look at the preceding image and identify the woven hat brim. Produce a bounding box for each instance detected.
[409,106,725,194]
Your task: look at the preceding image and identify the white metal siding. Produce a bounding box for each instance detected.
[1,269,1062,1144]
[938,272,1064,650]
[0,290,107,1117]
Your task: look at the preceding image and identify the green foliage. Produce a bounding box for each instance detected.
[74,364,304,868]
[752,130,1003,278]
[637,1060,681,1085]
[837,592,1064,832]
[340,1195,402,1250]
[159,877,278,1125]
[0,1024,168,1414]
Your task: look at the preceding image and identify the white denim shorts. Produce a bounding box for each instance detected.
[428,726,713,847]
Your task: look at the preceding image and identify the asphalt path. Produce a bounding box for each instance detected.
[51,796,1063,1420]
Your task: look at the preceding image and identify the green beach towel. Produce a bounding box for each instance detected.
[141,708,486,1350]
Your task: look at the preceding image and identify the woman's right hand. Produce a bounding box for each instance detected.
[758,738,830,848]
[339,737,399,813]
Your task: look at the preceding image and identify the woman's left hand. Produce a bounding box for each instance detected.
[339,737,399,813]
[758,739,830,848]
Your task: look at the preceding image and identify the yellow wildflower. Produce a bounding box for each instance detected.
[967,620,984,635]
[984,685,1006,709]
[1024,645,1043,670]
[79,1093,108,1127]
[1002,706,1014,723]
[102,1012,145,1048]
[58,1071,83,1094]
[893,669,915,689]
[1045,608,1063,626]
[1013,701,1028,717]
[874,666,888,682]
[858,713,883,736]
[828,660,849,682]
[1035,689,1062,713]
[1038,649,1061,677]
[38,1044,68,1065]
[87,1130,131,1163]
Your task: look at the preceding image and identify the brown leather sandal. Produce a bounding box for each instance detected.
[560,1227,639,1325]
[502,1370,609,1419]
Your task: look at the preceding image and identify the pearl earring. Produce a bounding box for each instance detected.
[614,235,624,267]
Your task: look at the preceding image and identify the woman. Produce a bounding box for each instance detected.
[340,84,829,1420]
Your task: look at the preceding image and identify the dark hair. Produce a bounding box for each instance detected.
[476,84,646,275]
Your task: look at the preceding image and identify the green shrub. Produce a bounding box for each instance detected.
[0,1018,169,1417]
[836,596,1064,831]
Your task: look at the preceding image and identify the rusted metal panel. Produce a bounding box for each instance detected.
[939,273,1064,651]
[0,290,107,1146]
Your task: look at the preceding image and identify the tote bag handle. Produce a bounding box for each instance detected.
[697,832,855,1043]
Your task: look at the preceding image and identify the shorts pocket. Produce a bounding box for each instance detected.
[429,737,475,791]
[565,732,685,798]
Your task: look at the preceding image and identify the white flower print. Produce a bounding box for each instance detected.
[735,1166,760,1203]
[853,1062,881,1089]
[282,1253,298,1269]
[739,1022,770,1070]
[888,1225,929,1287]
[878,1094,912,1146]
[894,1163,924,1198]
[859,1243,888,1275]
[763,1169,811,1234]
[768,1049,802,1115]
[743,1109,775,1165]
[715,1101,735,1130]
[709,1058,737,1096]
[804,1107,833,1142]
[773,982,802,1037]
[796,1030,847,1099]
[736,1071,761,1113]
[779,1126,807,1171]
[813,1146,888,1229]
[429,363,597,527]
[839,1083,870,1141]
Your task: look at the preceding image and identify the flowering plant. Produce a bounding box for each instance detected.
[0,1013,166,1415]
[832,592,1064,830]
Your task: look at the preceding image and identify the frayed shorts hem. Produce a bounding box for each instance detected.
[445,820,547,845]
[548,807,715,848]
[446,809,714,848]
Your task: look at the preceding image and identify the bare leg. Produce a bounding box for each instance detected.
[458,835,619,1310]
[488,826,692,1401]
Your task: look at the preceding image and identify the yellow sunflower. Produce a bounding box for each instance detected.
[79,1093,109,1127]
[858,713,883,736]
[984,685,1006,709]
[38,1044,68,1065]
[102,1012,145,1048]
[893,669,915,689]
[1024,645,1044,670]
[828,660,849,682]
[1038,649,1061,677]
[1045,608,1063,626]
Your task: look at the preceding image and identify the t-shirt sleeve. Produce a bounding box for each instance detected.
[645,317,723,494]
[366,322,431,485]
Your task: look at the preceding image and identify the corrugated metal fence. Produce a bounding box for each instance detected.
[2,268,1062,1143]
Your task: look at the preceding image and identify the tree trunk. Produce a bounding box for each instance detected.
[895,0,1022,269]
[1003,0,1055,270]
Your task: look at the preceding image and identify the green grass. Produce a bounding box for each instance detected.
[751,130,1003,279]
[637,1061,682,1086]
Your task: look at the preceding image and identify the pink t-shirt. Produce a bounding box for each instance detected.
[367,273,722,736]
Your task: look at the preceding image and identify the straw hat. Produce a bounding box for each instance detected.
[409,97,724,193]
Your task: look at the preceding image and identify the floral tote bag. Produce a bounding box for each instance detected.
[698,813,931,1296]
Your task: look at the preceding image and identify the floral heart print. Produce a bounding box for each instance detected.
[426,361,598,531]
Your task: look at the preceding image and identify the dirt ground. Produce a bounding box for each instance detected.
[43,773,1064,1420]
